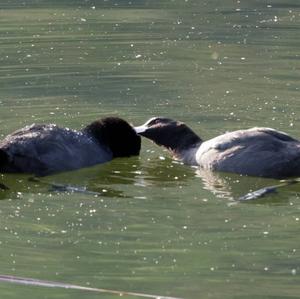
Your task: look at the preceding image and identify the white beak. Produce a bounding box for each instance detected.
[134,125,148,134]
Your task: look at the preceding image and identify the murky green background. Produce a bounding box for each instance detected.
[1,1,300,298]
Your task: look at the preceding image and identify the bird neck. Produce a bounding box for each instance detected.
[172,140,202,165]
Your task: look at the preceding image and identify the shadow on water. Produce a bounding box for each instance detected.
[0,177,126,201]
[0,157,195,200]
[0,159,142,200]
[1,156,300,204]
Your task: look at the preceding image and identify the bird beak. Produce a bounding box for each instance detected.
[134,125,148,134]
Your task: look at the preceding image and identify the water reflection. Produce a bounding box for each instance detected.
[0,167,129,200]
[135,156,300,202]
[196,168,300,203]
[0,157,195,200]
[1,157,299,203]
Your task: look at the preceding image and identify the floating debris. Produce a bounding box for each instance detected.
[238,179,299,201]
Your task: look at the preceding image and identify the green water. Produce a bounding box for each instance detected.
[1,1,300,298]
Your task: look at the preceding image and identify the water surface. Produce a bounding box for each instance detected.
[0,1,300,298]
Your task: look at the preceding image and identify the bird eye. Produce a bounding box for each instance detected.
[146,117,161,126]
[145,117,174,127]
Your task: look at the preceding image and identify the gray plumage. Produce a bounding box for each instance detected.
[0,117,141,176]
[0,124,112,176]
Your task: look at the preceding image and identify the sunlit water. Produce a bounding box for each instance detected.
[0,1,300,298]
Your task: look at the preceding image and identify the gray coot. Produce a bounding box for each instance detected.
[0,117,141,176]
